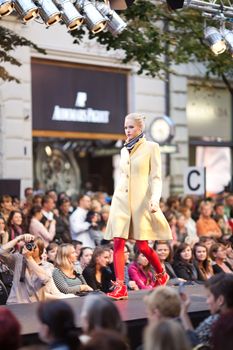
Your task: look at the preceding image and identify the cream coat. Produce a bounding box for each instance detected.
[104,138,172,241]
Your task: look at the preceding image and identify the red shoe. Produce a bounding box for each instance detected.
[154,270,169,287]
[107,282,128,300]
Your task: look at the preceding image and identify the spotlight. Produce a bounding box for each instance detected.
[204,26,226,55]
[74,0,107,34]
[35,0,61,26]
[14,0,38,22]
[53,0,84,31]
[96,2,127,36]
[0,0,14,16]
[221,29,233,56]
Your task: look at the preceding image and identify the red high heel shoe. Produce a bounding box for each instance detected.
[154,270,169,287]
[107,281,128,300]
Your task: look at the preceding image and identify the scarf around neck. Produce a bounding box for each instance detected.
[124,132,144,152]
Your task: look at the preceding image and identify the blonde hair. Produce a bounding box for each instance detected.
[55,243,74,270]
[144,319,191,350]
[144,286,181,318]
[125,113,146,131]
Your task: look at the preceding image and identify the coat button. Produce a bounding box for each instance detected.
[125,189,128,193]
[127,161,129,164]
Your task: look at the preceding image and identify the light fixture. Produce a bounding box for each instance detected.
[35,0,61,26]
[0,0,14,16]
[14,0,38,22]
[96,2,127,36]
[53,0,84,31]
[74,0,107,34]
[204,26,226,55]
[221,28,233,56]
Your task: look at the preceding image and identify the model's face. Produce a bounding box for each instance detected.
[124,117,141,141]
[195,246,207,262]
[180,246,192,262]
[11,212,22,226]
[156,244,170,262]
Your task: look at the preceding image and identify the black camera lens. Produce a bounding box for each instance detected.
[25,241,36,251]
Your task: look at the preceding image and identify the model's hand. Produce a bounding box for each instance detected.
[149,201,159,213]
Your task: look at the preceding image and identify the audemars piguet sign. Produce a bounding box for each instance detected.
[31,59,128,138]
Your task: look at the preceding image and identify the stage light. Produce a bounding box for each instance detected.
[35,0,61,26]
[53,0,84,31]
[0,0,14,16]
[74,0,107,34]
[204,26,226,55]
[14,0,38,22]
[96,2,127,36]
[221,29,233,57]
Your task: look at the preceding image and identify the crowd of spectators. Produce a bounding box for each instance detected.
[0,188,233,349]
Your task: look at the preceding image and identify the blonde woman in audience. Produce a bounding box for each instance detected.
[53,244,93,295]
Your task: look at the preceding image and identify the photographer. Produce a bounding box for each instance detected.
[0,234,50,304]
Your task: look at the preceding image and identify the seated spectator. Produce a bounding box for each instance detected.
[0,214,8,245]
[196,202,222,239]
[193,242,214,280]
[172,243,200,283]
[82,246,114,293]
[55,198,72,244]
[0,307,21,349]
[28,206,56,247]
[164,211,178,245]
[154,240,185,285]
[199,236,217,253]
[179,206,198,246]
[0,234,50,304]
[37,300,81,350]
[180,273,233,346]
[128,250,156,290]
[176,213,188,243]
[82,330,129,350]
[80,293,126,344]
[76,247,93,272]
[7,210,25,242]
[123,244,138,291]
[0,195,13,222]
[209,243,233,274]
[72,240,83,260]
[144,319,191,350]
[225,237,233,269]
[46,242,58,265]
[53,244,93,296]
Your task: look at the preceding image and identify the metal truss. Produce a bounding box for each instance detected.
[183,1,233,20]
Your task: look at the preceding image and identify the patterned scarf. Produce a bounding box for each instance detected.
[124,132,144,152]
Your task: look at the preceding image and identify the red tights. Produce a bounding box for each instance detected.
[113,237,163,281]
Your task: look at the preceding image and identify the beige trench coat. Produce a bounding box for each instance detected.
[104,138,172,241]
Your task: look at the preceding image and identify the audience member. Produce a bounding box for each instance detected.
[172,243,200,282]
[82,329,129,350]
[193,242,214,280]
[0,195,13,222]
[128,250,156,289]
[0,214,8,245]
[29,206,55,247]
[7,210,25,241]
[196,202,222,239]
[76,247,93,272]
[55,198,72,244]
[209,243,233,274]
[0,307,21,350]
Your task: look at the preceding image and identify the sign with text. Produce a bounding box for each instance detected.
[183,167,206,195]
[31,59,128,137]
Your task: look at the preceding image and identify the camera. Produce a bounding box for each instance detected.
[25,241,36,251]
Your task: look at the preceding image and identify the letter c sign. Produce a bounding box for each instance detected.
[183,167,206,195]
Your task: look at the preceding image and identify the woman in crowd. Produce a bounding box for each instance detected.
[7,210,25,241]
[176,213,188,243]
[46,242,59,265]
[53,243,93,295]
[28,205,55,247]
[0,214,8,245]
[104,113,172,300]
[77,247,93,272]
[128,250,156,289]
[172,243,200,282]
[55,198,72,244]
[209,243,233,274]
[144,319,191,350]
[0,307,21,350]
[164,211,178,246]
[154,240,184,285]
[179,206,198,246]
[82,246,113,293]
[37,300,81,350]
[80,293,126,344]
[193,242,214,280]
